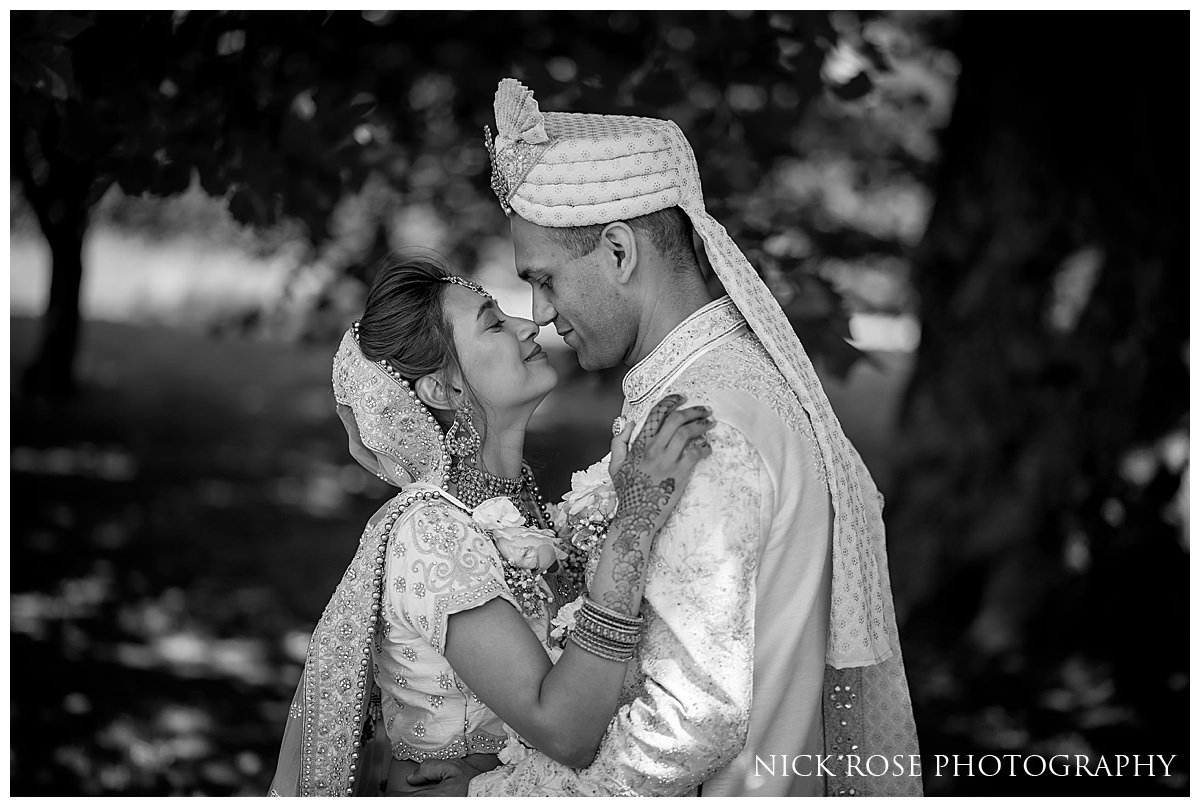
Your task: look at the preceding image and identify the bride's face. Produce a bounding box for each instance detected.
[442,284,558,416]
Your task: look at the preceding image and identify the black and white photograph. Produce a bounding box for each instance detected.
[8,9,1189,798]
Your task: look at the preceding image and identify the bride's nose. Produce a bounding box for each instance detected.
[514,317,539,341]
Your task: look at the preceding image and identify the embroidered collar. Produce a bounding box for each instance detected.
[622,296,745,406]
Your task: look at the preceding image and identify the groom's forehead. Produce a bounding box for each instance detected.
[515,258,567,283]
[512,222,570,275]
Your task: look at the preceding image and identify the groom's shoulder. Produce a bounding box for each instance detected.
[673,331,799,420]
[665,330,819,467]
[688,328,781,380]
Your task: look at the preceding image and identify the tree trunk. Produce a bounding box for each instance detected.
[886,12,1187,793]
[25,221,87,396]
[16,112,96,397]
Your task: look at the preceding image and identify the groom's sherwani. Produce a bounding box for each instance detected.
[471,296,833,796]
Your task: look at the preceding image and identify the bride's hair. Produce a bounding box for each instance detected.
[356,254,472,433]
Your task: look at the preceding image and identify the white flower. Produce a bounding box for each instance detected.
[497,723,533,765]
[549,596,585,645]
[471,496,525,530]
[492,525,558,572]
[562,459,618,524]
[545,503,572,561]
[548,501,570,534]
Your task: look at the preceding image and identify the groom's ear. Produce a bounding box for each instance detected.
[414,372,461,412]
[600,222,638,285]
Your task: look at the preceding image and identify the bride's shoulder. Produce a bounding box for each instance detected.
[376,485,476,534]
[380,488,502,570]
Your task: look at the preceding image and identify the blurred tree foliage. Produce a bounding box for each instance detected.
[887,12,1188,793]
[13,11,375,393]
[13,9,935,391]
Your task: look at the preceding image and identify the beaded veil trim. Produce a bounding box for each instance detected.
[333,327,450,488]
[300,501,409,795]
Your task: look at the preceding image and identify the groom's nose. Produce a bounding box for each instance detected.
[531,291,556,328]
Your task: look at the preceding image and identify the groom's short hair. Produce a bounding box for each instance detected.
[548,206,697,269]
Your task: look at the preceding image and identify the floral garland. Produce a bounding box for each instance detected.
[485,458,620,766]
[470,496,559,619]
[546,457,620,639]
[553,458,618,558]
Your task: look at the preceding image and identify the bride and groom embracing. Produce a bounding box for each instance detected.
[270,79,922,797]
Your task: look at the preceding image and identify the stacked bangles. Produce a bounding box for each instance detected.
[569,598,645,663]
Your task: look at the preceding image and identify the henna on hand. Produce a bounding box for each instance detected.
[602,395,684,614]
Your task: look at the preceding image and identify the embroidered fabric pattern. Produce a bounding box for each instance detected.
[376,496,554,763]
[390,729,507,764]
[268,488,445,796]
[616,291,919,796]
[508,112,681,227]
[623,301,825,485]
[622,297,743,407]
[332,330,449,487]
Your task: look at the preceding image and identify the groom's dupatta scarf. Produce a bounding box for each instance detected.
[269,329,454,795]
[486,79,922,796]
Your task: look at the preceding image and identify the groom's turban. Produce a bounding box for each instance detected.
[484,79,895,670]
[485,87,695,227]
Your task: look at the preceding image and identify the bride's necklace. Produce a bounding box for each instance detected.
[450,458,556,618]
[450,458,550,528]
[452,459,523,510]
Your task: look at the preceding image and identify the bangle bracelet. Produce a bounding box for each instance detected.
[574,611,641,645]
[576,606,641,634]
[581,598,644,630]
[575,601,643,642]
[569,630,636,663]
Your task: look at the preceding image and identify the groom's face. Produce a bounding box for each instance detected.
[511,215,631,371]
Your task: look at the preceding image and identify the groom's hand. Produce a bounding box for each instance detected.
[405,757,486,797]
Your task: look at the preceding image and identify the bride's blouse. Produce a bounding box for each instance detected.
[373,491,552,762]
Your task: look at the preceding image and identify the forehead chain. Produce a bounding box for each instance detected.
[441,275,493,300]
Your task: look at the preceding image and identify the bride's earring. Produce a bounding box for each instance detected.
[445,398,481,461]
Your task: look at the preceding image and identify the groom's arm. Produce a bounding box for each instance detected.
[466,419,768,796]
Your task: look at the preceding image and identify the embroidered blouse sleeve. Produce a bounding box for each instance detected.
[469,422,767,796]
[387,500,518,655]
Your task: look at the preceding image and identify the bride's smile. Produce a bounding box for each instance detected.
[440,284,558,419]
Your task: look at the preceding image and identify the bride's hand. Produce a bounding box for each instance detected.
[607,393,714,540]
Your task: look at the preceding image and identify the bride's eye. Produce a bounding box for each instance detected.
[540,277,552,291]
[490,318,506,331]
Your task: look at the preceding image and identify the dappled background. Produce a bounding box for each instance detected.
[10,10,1187,796]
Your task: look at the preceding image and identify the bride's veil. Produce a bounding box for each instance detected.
[269,327,451,795]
